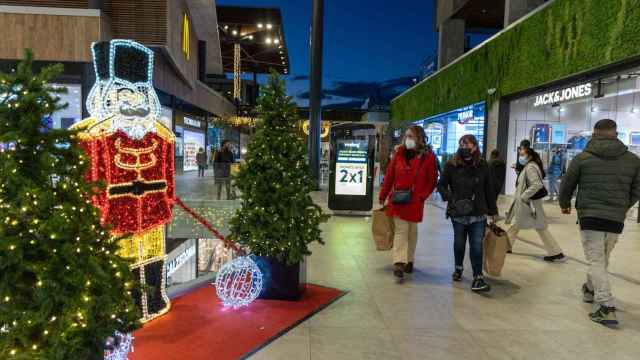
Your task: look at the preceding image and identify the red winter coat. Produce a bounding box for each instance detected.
[379,146,438,223]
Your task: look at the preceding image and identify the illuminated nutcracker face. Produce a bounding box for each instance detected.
[87,40,161,140]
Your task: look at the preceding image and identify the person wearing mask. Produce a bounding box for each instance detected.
[438,135,497,292]
[379,125,438,280]
[506,146,566,261]
[214,140,235,200]
[488,149,506,204]
[196,147,207,178]
[547,147,565,201]
[513,139,532,176]
[559,119,640,326]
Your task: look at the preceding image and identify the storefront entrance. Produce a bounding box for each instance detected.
[505,66,640,195]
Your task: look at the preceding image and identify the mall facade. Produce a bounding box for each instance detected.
[392,0,640,203]
[0,1,236,174]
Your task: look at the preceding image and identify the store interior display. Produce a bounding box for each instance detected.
[506,70,640,195]
[414,101,485,164]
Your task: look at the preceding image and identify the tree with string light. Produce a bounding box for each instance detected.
[229,71,329,299]
[0,51,139,359]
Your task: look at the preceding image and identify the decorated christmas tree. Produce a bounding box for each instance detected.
[230,72,329,266]
[0,51,139,359]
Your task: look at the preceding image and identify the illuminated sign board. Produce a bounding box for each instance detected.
[533,83,592,107]
[334,140,368,196]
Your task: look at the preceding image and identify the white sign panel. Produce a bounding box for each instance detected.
[183,129,205,172]
[533,83,592,107]
[335,140,368,196]
[335,163,368,196]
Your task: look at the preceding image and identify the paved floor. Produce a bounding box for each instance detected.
[250,197,640,360]
[174,172,640,359]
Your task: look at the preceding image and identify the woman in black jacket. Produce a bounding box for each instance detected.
[437,135,498,292]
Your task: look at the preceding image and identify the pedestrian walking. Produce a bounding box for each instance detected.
[379,125,438,280]
[513,139,531,175]
[546,147,565,201]
[488,149,506,204]
[196,147,207,178]
[214,140,235,200]
[505,146,566,261]
[559,119,640,326]
[438,135,498,292]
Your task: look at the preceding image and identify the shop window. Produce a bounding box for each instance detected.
[413,102,486,165]
[182,13,190,60]
[504,68,640,195]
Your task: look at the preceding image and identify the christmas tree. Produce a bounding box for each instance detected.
[0,51,139,359]
[230,72,329,265]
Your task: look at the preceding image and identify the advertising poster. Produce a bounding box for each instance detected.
[551,124,566,144]
[183,130,205,172]
[335,139,368,196]
[425,122,444,150]
[533,124,550,144]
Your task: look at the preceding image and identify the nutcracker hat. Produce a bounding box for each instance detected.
[91,40,154,86]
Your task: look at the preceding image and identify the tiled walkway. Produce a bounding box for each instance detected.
[251,197,640,360]
[174,172,640,359]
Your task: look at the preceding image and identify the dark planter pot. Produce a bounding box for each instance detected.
[254,256,306,301]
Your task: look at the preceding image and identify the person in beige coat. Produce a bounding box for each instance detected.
[505,146,566,262]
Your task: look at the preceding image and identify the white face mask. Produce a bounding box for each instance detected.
[405,138,416,150]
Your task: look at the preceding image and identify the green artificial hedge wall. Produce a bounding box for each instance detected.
[391,0,640,124]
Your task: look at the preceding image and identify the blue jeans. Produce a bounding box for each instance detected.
[547,174,559,197]
[452,219,486,277]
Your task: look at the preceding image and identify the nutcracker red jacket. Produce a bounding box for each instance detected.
[379,146,438,223]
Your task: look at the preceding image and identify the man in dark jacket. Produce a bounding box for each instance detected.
[560,119,640,326]
[214,140,235,200]
[488,149,506,204]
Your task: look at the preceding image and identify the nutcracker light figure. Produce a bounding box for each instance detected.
[71,40,174,322]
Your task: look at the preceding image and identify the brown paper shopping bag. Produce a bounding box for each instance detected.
[483,223,509,277]
[372,207,394,251]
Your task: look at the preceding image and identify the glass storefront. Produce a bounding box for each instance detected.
[414,101,486,164]
[505,67,640,195]
[50,83,82,129]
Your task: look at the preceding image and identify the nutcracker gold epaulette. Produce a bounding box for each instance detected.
[69,117,100,140]
[154,122,176,143]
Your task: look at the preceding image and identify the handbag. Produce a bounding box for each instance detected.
[525,165,548,200]
[390,155,426,204]
[452,196,475,216]
[449,175,478,217]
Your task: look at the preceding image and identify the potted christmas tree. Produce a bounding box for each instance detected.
[229,72,329,300]
[0,51,139,359]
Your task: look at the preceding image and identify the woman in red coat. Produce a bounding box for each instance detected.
[379,125,438,279]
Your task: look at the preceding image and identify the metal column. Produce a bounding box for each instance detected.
[309,0,324,188]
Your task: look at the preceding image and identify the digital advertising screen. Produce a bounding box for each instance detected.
[551,124,567,144]
[334,139,368,196]
[183,130,205,172]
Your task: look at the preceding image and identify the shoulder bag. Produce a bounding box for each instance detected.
[526,164,548,201]
[450,173,477,217]
[391,154,426,204]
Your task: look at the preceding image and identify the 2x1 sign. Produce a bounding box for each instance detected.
[533,83,592,107]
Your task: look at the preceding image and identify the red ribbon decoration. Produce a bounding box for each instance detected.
[174,197,244,254]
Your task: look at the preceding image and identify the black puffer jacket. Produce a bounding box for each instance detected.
[559,137,640,222]
[437,159,498,218]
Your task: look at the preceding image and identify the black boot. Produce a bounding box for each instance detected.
[404,262,414,274]
[393,263,405,279]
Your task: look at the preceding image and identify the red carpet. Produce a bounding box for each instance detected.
[129,284,345,360]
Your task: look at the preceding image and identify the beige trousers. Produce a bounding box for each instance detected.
[581,230,618,307]
[507,226,563,256]
[392,218,418,264]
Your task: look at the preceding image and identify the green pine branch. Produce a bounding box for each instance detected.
[230,71,329,265]
[0,50,139,360]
